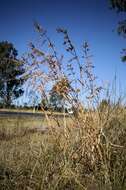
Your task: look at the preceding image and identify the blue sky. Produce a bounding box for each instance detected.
[0,0,126,96]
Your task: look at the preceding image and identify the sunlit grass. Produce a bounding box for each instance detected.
[0,23,126,190]
[0,106,126,190]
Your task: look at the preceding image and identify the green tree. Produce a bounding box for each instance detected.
[0,41,25,107]
[110,0,126,61]
[49,91,64,112]
[110,0,126,12]
[41,98,49,111]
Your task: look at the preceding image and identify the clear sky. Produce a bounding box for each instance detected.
[0,0,126,95]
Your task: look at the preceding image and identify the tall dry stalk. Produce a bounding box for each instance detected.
[23,23,102,119]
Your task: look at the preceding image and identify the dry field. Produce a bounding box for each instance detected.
[0,107,126,190]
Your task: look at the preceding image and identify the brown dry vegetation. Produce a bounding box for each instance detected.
[0,24,126,189]
[0,106,126,190]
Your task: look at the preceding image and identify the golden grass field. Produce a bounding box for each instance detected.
[0,106,126,190]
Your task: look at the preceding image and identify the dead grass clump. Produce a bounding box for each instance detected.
[0,108,125,190]
[0,24,125,189]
